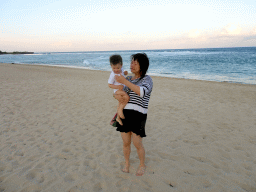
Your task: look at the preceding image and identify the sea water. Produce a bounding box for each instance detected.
[1,47,256,84]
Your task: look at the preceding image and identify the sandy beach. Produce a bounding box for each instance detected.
[0,63,256,192]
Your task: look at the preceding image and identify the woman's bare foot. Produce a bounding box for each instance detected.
[117,109,125,119]
[122,163,130,173]
[136,166,146,176]
[116,116,123,126]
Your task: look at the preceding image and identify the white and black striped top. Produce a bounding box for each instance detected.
[123,75,153,114]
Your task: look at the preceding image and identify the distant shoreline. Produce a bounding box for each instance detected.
[2,62,256,85]
[0,51,34,55]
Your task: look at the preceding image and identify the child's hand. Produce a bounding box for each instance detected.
[124,71,128,76]
[109,84,122,90]
[115,75,126,84]
[117,85,124,90]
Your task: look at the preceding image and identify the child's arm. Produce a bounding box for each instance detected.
[108,84,124,90]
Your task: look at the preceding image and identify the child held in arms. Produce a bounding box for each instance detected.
[108,55,130,125]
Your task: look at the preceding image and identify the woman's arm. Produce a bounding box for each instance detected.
[115,75,140,95]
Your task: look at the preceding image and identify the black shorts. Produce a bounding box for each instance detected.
[116,109,147,138]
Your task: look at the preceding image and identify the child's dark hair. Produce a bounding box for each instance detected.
[131,53,149,79]
[109,55,123,65]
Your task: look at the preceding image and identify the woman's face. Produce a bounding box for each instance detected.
[130,59,141,75]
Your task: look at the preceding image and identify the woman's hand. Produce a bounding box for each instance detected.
[115,75,126,84]
[114,94,126,103]
[116,74,141,96]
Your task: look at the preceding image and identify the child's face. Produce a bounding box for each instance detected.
[111,63,122,74]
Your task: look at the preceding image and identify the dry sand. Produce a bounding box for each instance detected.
[0,63,256,192]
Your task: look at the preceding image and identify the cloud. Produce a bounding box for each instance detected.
[250,26,256,35]
[243,35,256,41]
[220,23,242,36]
[1,22,256,52]
[137,23,256,50]
[50,41,73,48]
[187,29,202,38]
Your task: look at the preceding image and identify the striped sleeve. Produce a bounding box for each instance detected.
[139,76,153,98]
[123,76,132,93]
[124,75,153,114]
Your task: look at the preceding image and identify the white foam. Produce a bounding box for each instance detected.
[148,51,216,57]
[148,72,256,84]
[83,60,90,65]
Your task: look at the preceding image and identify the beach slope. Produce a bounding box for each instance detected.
[0,63,256,192]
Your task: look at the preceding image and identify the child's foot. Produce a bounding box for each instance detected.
[116,116,123,126]
[117,109,125,119]
[122,163,130,173]
[136,166,146,176]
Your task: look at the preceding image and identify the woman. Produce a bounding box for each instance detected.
[114,53,153,176]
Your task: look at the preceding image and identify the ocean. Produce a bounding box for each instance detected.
[1,47,256,84]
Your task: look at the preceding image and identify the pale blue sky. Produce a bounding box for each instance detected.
[1,0,256,52]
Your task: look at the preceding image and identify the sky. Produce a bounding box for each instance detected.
[1,0,256,52]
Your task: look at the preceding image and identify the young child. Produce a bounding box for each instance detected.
[108,55,130,125]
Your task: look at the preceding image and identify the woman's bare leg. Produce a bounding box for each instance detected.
[132,133,146,176]
[121,132,132,173]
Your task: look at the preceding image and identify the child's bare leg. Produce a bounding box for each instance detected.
[116,103,123,125]
[116,114,123,125]
[115,90,130,119]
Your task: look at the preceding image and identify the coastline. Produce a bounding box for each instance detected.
[3,62,256,85]
[1,63,256,191]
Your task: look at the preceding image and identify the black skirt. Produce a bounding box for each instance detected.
[116,109,147,137]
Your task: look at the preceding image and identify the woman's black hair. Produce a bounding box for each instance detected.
[131,53,149,79]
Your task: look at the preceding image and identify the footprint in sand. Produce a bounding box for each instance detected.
[28,137,35,142]
[83,160,96,172]
[64,174,75,182]
[200,178,212,188]
[217,149,231,160]
[6,156,13,161]
[82,146,88,152]
[19,164,34,176]
[190,156,221,169]
[11,161,19,169]
[93,182,103,192]
[233,146,243,150]
[26,170,37,180]
[10,145,17,150]
[191,156,210,163]
[0,176,6,184]
[26,169,45,183]
[14,150,24,157]
[0,165,6,172]
[116,179,126,188]
[85,154,94,160]
[62,148,70,153]
[109,154,118,164]
[242,163,252,171]
[20,184,42,192]
[183,139,199,145]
